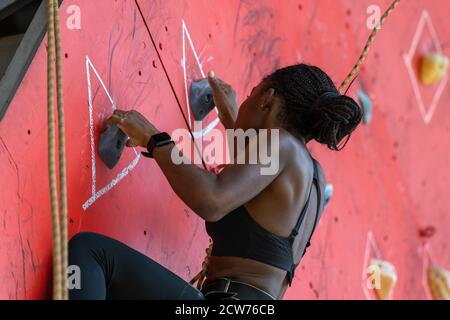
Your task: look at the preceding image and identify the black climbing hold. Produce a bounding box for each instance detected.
[189,79,215,121]
[98,124,128,169]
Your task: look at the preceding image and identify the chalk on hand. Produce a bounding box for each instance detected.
[420,53,449,85]
[98,124,128,169]
[189,78,215,121]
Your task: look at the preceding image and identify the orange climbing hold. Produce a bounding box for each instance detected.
[428,266,450,300]
[369,259,398,300]
[420,53,449,85]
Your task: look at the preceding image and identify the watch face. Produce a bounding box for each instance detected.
[153,132,171,143]
[143,133,173,158]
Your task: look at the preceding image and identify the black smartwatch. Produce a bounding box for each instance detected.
[141,132,174,158]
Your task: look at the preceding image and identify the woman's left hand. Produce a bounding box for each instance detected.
[207,71,238,129]
[107,109,159,147]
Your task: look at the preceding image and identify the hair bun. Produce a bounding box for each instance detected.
[264,63,362,151]
[310,92,362,150]
[312,91,341,107]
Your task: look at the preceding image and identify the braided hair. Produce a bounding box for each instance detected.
[264,64,362,151]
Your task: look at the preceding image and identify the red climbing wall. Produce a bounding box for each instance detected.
[0,0,449,299]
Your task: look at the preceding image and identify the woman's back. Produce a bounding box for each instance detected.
[205,131,326,299]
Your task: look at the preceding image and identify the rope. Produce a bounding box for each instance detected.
[189,244,212,290]
[47,0,68,300]
[134,0,208,170]
[339,0,401,93]
[53,0,69,300]
[47,0,62,300]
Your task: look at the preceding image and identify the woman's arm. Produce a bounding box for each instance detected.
[153,131,288,221]
[107,109,289,221]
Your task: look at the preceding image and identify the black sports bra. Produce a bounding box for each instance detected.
[205,158,322,286]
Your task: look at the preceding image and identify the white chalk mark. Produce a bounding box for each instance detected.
[197,45,208,62]
[86,56,115,107]
[403,10,448,124]
[82,154,141,210]
[191,118,221,139]
[85,56,117,196]
[86,57,97,196]
[420,243,433,300]
[181,19,219,139]
[82,56,141,211]
[420,242,440,300]
[182,20,205,78]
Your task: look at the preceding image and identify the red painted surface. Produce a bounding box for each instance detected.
[0,0,449,299]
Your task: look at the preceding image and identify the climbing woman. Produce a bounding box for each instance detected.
[69,64,362,300]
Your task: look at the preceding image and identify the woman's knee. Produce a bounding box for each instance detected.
[178,285,206,300]
[191,290,206,300]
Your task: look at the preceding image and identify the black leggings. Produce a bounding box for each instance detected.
[68,232,205,300]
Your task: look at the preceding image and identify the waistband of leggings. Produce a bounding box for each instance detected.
[201,278,277,300]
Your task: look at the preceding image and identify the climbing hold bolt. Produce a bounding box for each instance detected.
[189,79,215,121]
[420,53,449,86]
[98,124,128,169]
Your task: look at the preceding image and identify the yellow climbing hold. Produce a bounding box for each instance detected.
[428,266,450,300]
[420,53,449,85]
[369,259,397,300]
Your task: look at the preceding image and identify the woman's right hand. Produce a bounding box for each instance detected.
[207,71,238,129]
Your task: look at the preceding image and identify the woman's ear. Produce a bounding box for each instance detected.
[260,88,275,110]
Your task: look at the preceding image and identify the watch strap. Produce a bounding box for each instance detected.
[141,132,174,158]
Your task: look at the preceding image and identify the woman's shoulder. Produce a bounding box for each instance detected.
[275,128,305,155]
[278,129,327,185]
